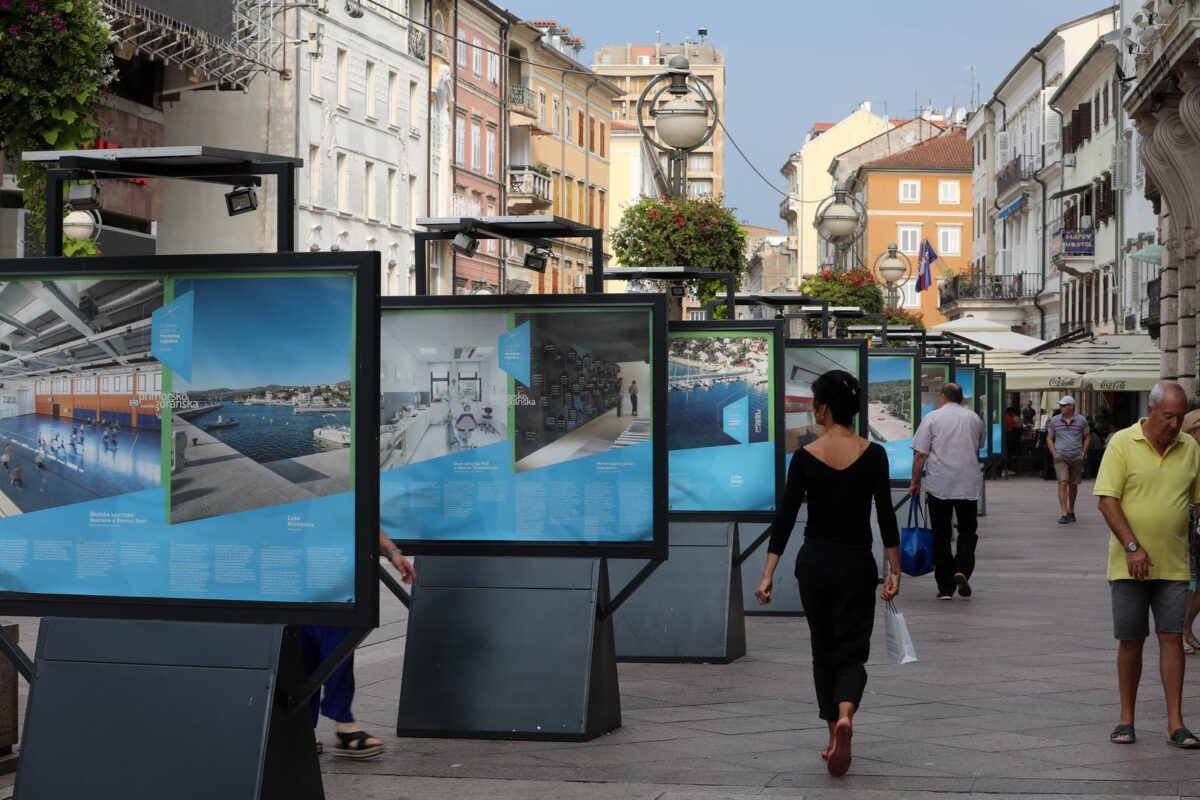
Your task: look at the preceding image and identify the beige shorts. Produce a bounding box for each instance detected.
[1054,454,1084,484]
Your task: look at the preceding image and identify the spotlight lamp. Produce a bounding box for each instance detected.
[225,186,259,216]
[451,231,480,258]
[522,246,550,273]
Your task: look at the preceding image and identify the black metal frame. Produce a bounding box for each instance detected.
[605,269,738,317]
[706,294,831,334]
[0,252,380,627]
[664,320,785,522]
[867,348,923,486]
[44,155,299,256]
[414,221,605,296]
[379,292,669,560]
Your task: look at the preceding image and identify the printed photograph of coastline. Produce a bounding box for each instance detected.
[784,347,859,451]
[0,277,164,518]
[169,275,355,523]
[868,354,916,481]
[512,309,651,473]
[668,333,771,452]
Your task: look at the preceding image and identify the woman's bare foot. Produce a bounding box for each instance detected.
[827,717,853,777]
[820,743,833,760]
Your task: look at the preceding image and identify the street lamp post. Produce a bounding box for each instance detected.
[636,56,719,197]
[874,243,913,310]
[813,183,866,272]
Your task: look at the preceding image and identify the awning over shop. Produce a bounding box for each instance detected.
[931,316,1046,352]
[1049,183,1092,200]
[1128,244,1163,265]
[1031,335,1158,374]
[997,195,1027,220]
[964,350,1083,391]
[1082,350,1162,392]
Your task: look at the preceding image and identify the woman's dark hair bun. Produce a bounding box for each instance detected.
[811,369,860,427]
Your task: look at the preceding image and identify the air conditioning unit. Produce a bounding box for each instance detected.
[1063,154,1076,167]
[1079,215,1093,229]
[572,273,585,289]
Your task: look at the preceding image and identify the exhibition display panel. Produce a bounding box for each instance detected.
[0,253,380,628]
[783,339,869,446]
[379,294,667,559]
[867,349,922,484]
[920,359,955,419]
[666,321,784,519]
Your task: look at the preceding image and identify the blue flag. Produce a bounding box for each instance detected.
[916,240,937,293]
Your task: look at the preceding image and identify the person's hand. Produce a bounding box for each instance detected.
[754,576,773,605]
[908,479,921,496]
[881,572,900,601]
[1126,548,1152,581]
[389,551,417,584]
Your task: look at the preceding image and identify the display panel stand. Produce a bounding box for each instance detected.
[14,618,324,800]
[397,556,643,741]
[610,521,747,663]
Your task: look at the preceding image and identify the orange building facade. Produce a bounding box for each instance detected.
[849,131,973,327]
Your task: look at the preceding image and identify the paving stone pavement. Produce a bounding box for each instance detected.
[7,477,1200,799]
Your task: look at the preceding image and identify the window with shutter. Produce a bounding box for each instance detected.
[1081,103,1092,141]
[1104,83,1110,125]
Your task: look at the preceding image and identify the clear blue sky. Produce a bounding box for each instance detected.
[508,0,1114,226]
[175,276,353,391]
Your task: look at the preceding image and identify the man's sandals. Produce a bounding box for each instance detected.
[333,730,385,759]
[1109,724,1135,744]
[1167,728,1200,749]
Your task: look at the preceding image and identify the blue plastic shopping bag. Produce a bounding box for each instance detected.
[899,495,934,577]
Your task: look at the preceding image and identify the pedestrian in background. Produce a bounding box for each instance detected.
[300,530,416,759]
[755,370,900,778]
[909,383,985,600]
[1180,409,1200,656]
[1022,400,1037,428]
[1096,382,1200,748]
[1004,406,1021,475]
[1047,395,1091,524]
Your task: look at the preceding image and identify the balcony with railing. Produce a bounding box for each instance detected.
[508,166,553,213]
[508,84,539,120]
[996,155,1037,198]
[408,27,427,61]
[939,269,1044,329]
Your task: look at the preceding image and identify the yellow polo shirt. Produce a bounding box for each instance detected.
[1094,420,1200,581]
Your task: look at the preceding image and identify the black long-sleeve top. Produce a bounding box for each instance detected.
[765,443,900,556]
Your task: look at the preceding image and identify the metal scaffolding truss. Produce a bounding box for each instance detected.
[103,0,287,89]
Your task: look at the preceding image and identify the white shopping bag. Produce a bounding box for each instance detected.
[884,600,918,664]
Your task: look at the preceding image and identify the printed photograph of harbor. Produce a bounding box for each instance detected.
[668,333,771,451]
[169,275,355,523]
[783,346,860,451]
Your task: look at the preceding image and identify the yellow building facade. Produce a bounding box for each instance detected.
[849,131,974,326]
[507,21,621,294]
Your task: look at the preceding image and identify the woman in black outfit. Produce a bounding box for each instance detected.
[755,370,901,777]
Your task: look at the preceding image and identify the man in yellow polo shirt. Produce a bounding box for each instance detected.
[1096,381,1200,749]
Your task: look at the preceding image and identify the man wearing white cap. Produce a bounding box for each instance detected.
[1046,395,1091,524]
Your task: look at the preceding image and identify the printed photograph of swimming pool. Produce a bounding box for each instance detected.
[867,351,920,482]
[379,294,667,558]
[168,275,356,524]
[666,323,781,516]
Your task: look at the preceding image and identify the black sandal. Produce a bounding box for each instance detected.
[1168,728,1200,749]
[333,730,384,759]
[1110,724,1135,744]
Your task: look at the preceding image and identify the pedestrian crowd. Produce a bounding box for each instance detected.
[752,372,1200,776]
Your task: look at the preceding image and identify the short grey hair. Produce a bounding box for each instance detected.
[1149,381,1187,408]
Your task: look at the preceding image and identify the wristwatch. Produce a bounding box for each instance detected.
[1125,541,1140,553]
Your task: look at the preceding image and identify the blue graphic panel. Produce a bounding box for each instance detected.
[0,490,355,602]
[670,441,775,512]
[721,396,750,445]
[151,290,194,381]
[499,321,531,387]
[380,441,654,542]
